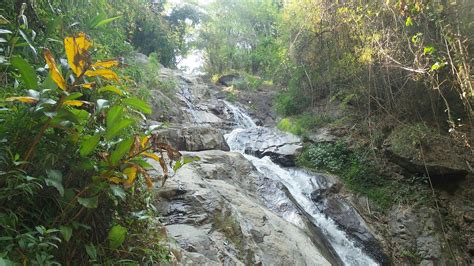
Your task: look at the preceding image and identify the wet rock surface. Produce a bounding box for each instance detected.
[156,150,337,265]
[310,176,390,264]
[226,127,303,166]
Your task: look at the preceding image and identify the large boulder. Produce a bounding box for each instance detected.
[216,73,241,87]
[383,129,471,178]
[148,89,188,123]
[153,125,230,152]
[225,127,302,166]
[155,150,338,265]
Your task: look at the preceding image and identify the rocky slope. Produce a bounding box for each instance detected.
[144,57,473,265]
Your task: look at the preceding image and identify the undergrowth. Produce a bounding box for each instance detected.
[277,113,333,137]
[298,141,426,211]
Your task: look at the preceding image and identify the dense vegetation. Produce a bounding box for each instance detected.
[0,1,199,264]
[201,0,472,132]
[199,0,472,208]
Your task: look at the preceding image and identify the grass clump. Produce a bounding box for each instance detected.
[277,114,333,136]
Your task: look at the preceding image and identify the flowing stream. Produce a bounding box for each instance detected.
[223,101,378,266]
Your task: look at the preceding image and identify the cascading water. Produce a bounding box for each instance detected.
[223,101,378,266]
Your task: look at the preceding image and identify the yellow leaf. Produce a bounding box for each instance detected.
[144,172,153,189]
[142,152,160,162]
[5,96,38,104]
[64,100,87,107]
[141,136,150,148]
[82,83,95,89]
[108,176,124,184]
[98,85,123,95]
[44,49,67,90]
[91,59,120,69]
[64,32,92,77]
[123,166,138,186]
[85,69,119,81]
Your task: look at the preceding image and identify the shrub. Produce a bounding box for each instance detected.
[277,114,334,136]
[0,31,184,264]
[298,142,393,210]
[275,90,310,116]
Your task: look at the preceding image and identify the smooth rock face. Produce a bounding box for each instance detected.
[156,150,334,265]
[226,127,302,166]
[153,125,230,152]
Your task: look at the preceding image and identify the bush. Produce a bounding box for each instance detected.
[298,142,393,210]
[0,29,180,264]
[275,90,311,116]
[277,114,333,136]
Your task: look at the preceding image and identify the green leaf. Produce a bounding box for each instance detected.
[43,75,58,90]
[172,160,182,172]
[45,169,64,196]
[11,56,37,89]
[405,17,413,27]
[0,29,12,34]
[18,30,37,57]
[0,16,10,25]
[85,244,97,260]
[93,16,122,28]
[80,134,101,156]
[174,156,200,172]
[65,92,83,101]
[106,118,134,140]
[122,97,152,114]
[107,105,123,128]
[108,225,127,249]
[110,185,126,200]
[78,196,98,209]
[59,226,73,242]
[0,257,17,266]
[431,62,446,71]
[98,85,124,96]
[110,137,134,165]
[423,46,435,55]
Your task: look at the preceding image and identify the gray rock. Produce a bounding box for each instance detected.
[306,127,337,143]
[311,182,389,264]
[153,125,230,152]
[155,150,338,265]
[148,89,187,123]
[384,131,470,178]
[388,206,452,265]
[226,127,302,166]
[216,73,241,86]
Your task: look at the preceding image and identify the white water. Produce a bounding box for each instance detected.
[224,102,378,266]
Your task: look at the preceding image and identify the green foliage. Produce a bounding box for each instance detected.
[388,123,444,159]
[275,89,311,116]
[298,142,393,210]
[0,10,178,263]
[199,0,283,76]
[277,114,333,136]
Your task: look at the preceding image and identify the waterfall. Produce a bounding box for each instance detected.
[224,101,378,266]
[221,100,257,128]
